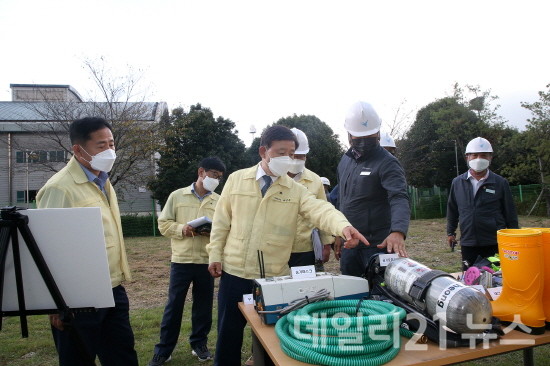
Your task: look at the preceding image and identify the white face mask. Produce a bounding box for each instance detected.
[80,146,117,172]
[288,159,306,175]
[267,156,293,177]
[468,158,490,172]
[202,176,220,192]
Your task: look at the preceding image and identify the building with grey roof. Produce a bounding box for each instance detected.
[0,84,167,213]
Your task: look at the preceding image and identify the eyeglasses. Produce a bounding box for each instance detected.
[206,170,224,181]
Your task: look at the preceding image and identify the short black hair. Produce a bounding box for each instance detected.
[199,156,226,174]
[260,125,299,150]
[69,117,112,145]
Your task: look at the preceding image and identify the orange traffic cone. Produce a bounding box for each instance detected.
[491,228,545,334]
[529,227,550,328]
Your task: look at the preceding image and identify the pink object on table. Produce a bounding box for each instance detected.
[464,266,481,285]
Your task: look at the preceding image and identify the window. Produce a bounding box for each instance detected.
[38,151,47,162]
[28,151,38,163]
[16,191,25,202]
[16,150,66,163]
[16,151,26,163]
[28,152,39,163]
[49,150,66,162]
[16,190,37,203]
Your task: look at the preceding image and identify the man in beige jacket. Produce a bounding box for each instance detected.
[206,125,369,366]
[286,127,333,269]
[148,157,225,365]
[37,117,138,366]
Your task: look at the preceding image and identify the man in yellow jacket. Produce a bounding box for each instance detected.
[148,157,226,366]
[37,117,138,366]
[206,125,369,366]
[287,127,333,269]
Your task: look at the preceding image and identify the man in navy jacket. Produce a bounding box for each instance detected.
[446,137,519,268]
[335,101,410,276]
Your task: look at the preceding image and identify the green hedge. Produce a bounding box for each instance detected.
[121,214,160,237]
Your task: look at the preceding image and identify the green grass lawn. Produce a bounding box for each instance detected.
[2,216,550,365]
[1,306,252,366]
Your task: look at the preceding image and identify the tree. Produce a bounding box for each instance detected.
[498,132,539,185]
[520,83,550,216]
[400,97,480,187]
[10,58,165,193]
[521,83,550,177]
[386,99,415,140]
[451,83,507,127]
[273,114,345,185]
[400,83,519,188]
[244,137,261,167]
[149,104,248,207]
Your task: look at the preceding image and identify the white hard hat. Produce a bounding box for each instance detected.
[320,177,330,186]
[380,132,396,148]
[344,101,382,137]
[290,127,310,154]
[465,137,493,154]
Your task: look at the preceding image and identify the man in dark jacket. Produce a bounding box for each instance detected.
[447,137,519,269]
[335,101,410,277]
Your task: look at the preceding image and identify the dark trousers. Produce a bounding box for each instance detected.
[461,245,499,270]
[214,271,254,366]
[288,251,315,268]
[340,246,386,277]
[51,285,138,366]
[154,263,214,357]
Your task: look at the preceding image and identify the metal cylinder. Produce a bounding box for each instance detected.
[385,258,492,334]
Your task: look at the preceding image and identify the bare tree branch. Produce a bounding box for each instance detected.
[386,99,415,140]
[10,58,165,191]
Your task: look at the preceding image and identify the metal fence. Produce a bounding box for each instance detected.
[409,183,548,220]
[4,184,547,238]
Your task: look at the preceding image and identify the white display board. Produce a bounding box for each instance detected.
[2,208,115,311]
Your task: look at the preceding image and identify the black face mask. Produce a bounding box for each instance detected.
[351,137,379,156]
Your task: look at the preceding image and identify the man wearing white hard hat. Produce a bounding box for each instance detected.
[320,177,331,201]
[447,137,518,269]
[287,128,334,269]
[334,101,410,277]
[380,132,397,156]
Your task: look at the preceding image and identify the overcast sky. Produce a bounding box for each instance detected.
[1,0,548,146]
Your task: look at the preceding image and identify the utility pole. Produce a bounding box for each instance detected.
[453,140,459,176]
[26,151,29,205]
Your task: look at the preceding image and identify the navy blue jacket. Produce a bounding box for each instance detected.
[446,170,519,247]
[329,184,339,207]
[337,145,410,245]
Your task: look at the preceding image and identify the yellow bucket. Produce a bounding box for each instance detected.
[528,227,550,325]
[492,228,545,331]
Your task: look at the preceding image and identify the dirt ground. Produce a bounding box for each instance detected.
[124,216,550,309]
